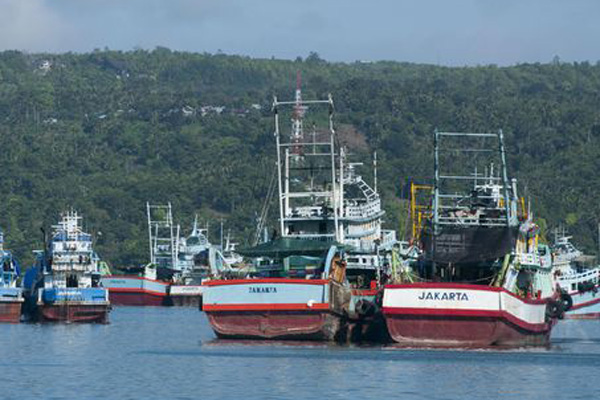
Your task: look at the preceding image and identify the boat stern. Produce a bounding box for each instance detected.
[202,278,342,340]
[382,283,553,347]
[101,275,168,306]
[36,287,110,323]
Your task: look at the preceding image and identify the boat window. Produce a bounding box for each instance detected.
[254,255,325,279]
[66,274,78,288]
[572,283,576,291]
[515,270,537,297]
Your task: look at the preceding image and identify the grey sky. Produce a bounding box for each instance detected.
[0,0,598,65]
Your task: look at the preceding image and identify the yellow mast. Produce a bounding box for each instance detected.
[409,181,433,243]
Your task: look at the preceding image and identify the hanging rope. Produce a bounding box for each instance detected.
[254,168,277,246]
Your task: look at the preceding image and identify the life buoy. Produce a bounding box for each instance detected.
[355,299,377,317]
[545,299,564,321]
[560,293,573,312]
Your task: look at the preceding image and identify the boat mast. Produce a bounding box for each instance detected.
[432,129,440,270]
[220,219,224,250]
[147,202,178,269]
[433,129,440,235]
[339,146,345,243]
[328,94,340,241]
[284,148,290,219]
[498,129,512,226]
[272,75,336,242]
[147,202,154,264]
[273,96,285,237]
[373,151,378,194]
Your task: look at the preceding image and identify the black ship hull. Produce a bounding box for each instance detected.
[422,225,518,265]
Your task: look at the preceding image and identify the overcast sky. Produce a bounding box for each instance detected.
[0,0,598,66]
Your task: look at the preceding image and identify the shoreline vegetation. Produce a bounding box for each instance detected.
[0,49,599,267]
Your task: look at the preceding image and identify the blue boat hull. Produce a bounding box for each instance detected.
[33,287,110,323]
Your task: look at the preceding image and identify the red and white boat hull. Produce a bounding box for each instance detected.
[554,268,600,319]
[382,283,555,347]
[167,285,203,307]
[101,275,169,306]
[202,279,343,340]
[564,290,600,319]
[0,299,23,323]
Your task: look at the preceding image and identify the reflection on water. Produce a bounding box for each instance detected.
[0,308,598,400]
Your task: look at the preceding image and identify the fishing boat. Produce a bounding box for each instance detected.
[101,204,228,306]
[202,77,397,341]
[23,211,110,323]
[203,240,348,340]
[167,218,227,306]
[382,131,561,347]
[0,229,23,323]
[102,203,178,306]
[101,264,169,306]
[221,232,244,266]
[552,232,600,319]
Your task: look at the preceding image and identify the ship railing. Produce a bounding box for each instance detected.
[438,193,501,200]
[355,177,379,203]
[53,254,92,260]
[439,205,506,211]
[346,254,379,269]
[51,264,90,271]
[287,233,335,240]
[52,243,91,252]
[343,200,381,218]
[437,216,509,227]
[288,206,327,218]
[552,259,571,269]
[557,268,600,284]
[61,252,90,260]
[286,203,382,219]
[345,227,378,239]
[349,239,383,253]
[344,231,397,251]
[349,240,376,253]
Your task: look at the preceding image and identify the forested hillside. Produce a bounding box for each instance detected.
[1,49,600,266]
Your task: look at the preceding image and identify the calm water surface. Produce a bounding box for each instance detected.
[1,307,599,400]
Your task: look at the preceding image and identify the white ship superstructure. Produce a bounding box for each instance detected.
[147,204,232,282]
[551,232,600,319]
[0,228,23,323]
[23,210,110,323]
[274,81,396,275]
[383,131,560,347]
[43,210,101,289]
[202,78,397,341]
[552,232,584,272]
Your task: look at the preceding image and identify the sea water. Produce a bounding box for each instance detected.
[1,307,599,400]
